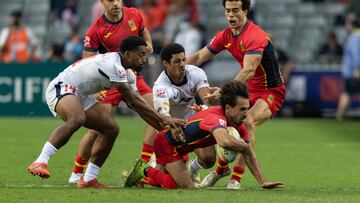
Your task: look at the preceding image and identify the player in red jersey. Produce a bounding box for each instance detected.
[124,81,283,189]
[68,0,157,184]
[187,0,286,189]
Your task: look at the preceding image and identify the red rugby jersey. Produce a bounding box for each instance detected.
[83,7,144,53]
[207,20,283,91]
[165,106,248,154]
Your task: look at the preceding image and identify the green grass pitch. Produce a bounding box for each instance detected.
[0,116,359,202]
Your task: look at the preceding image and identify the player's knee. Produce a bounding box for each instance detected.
[178,181,194,189]
[87,130,100,140]
[198,156,216,169]
[67,114,86,129]
[103,123,119,138]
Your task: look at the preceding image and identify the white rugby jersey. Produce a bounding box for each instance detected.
[56,52,136,96]
[153,65,209,119]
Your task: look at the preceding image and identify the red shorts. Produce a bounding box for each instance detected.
[249,85,286,117]
[153,131,189,165]
[99,74,152,105]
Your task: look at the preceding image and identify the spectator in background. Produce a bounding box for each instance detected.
[92,0,104,22]
[138,0,164,32]
[174,21,205,57]
[49,0,79,28]
[336,13,360,121]
[46,43,65,63]
[317,31,343,64]
[64,28,83,62]
[269,33,294,84]
[0,10,38,63]
[162,0,200,42]
[248,0,256,21]
[62,0,79,28]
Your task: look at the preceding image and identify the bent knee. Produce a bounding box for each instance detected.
[67,114,86,128]
[102,123,119,138]
[202,158,216,169]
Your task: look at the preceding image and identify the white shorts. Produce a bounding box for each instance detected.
[46,78,97,117]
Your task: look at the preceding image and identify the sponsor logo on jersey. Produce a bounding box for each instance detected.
[239,41,245,51]
[128,20,137,31]
[219,119,227,126]
[118,69,127,77]
[156,88,166,97]
[104,32,112,39]
[173,92,179,100]
[267,94,274,105]
[224,43,232,48]
[84,36,90,47]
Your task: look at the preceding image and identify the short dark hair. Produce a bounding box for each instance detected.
[160,43,185,62]
[222,0,251,12]
[120,36,147,53]
[220,81,248,109]
[10,10,22,18]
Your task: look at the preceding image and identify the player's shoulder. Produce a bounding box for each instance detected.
[98,52,120,64]
[245,21,267,37]
[86,15,105,32]
[185,64,203,72]
[186,65,206,77]
[154,71,170,85]
[203,106,225,118]
[123,6,141,15]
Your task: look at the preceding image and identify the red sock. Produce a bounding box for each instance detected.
[231,166,245,182]
[141,144,154,163]
[215,156,229,175]
[140,177,160,187]
[73,154,89,174]
[146,167,177,189]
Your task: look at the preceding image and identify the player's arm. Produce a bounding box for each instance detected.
[213,127,283,189]
[113,81,187,132]
[235,54,262,83]
[154,91,187,143]
[139,27,153,53]
[212,127,249,153]
[242,144,284,189]
[186,47,215,67]
[154,98,171,117]
[197,87,211,107]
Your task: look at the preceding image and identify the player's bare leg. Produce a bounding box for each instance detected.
[336,92,350,121]
[165,160,194,188]
[77,103,119,189]
[28,95,86,179]
[69,103,114,184]
[140,93,158,165]
[188,146,216,184]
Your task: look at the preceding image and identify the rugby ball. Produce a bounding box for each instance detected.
[216,127,243,163]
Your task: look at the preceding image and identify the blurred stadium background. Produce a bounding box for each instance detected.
[0,0,359,118]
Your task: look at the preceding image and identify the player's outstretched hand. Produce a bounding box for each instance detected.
[146,41,153,53]
[188,104,208,112]
[261,182,284,189]
[204,87,221,101]
[162,117,187,143]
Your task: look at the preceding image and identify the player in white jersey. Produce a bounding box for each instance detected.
[148,43,216,186]
[46,53,137,117]
[27,36,186,189]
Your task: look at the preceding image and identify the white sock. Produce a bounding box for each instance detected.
[83,162,101,182]
[35,141,58,164]
[189,158,204,173]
